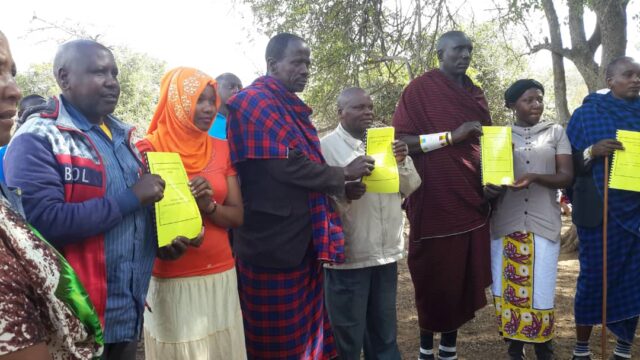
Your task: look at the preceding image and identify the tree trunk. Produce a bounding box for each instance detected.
[561,219,579,253]
[541,0,571,124]
[593,0,629,87]
[528,0,629,116]
[567,0,600,93]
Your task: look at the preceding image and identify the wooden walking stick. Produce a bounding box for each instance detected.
[602,156,609,357]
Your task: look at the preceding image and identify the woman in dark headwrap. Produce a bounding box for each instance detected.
[490,79,574,360]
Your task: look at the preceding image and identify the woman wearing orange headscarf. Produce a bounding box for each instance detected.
[137,67,246,359]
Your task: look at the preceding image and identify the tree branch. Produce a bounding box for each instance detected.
[363,56,414,80]
[528,40,574,60]
[587,21,602,53]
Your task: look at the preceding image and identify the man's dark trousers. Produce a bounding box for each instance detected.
[324,262,401,360]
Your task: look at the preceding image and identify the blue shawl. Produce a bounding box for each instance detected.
[566,92,640,237]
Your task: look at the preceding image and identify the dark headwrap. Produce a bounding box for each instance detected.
[504,79,545,107]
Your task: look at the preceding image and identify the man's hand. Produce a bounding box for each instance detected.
[510,173,538,190]
[189,176,213,211]
[591,139,624,157]
[157,236,190,260]
[132,174,165,206]
[451,121,483,144]
[345,182,366,200]
[393,140,408,163]
[344,155,375,181]
[483,184,506,200]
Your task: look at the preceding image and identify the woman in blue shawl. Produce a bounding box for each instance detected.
[566,56,640,360]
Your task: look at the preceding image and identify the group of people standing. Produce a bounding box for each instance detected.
[0,25,639,360]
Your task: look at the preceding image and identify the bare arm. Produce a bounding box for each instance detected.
[397,134,422,155]
[398,121,482,156]
[203,175,244,228]
[511,154,574,190]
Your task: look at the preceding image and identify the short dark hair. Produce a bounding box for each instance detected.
[436,30,469,52]
[16,95,50,129]
[53,39,112,79]
[216,72,240,83]
[265,33,305,62]
[17,94,46,117]
[605,56,636,79]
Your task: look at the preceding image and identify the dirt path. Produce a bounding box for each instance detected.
[137,221,640,359]
[396,251,640,360]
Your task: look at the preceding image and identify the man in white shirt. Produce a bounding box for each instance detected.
[320,87,421,360]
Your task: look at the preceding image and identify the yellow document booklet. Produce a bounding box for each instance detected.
[609,129,640,192]
[480,126,514,185]
[362,127,399,193]
[145,152,202,247]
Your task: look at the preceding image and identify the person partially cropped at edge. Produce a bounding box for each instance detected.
[0,30,102,360]
[490,79,573,360]
[0,94,45,183]
[226,33,375,359]
[137,67,246,359]
[208,72,242,140]
[320,87,421,360]
[393,30,497,360]
[4,39,191,360]
[567,56,640,360]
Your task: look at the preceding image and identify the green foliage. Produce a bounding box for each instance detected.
[111,47,166,130]
[243,0,529,127]
[466,22,529,125]
[246,0,404,128]
[15,63,58,98]
[15,47,165,131]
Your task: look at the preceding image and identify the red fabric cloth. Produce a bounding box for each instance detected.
[407,223,492,332]
[392,69,492,240]
[236,256,336,359]
[227,76,344,264]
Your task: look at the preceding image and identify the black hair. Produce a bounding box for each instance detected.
[265,33,304,62]
[18,94,46,114]
[436,31,469,52]
[605,56,636,79]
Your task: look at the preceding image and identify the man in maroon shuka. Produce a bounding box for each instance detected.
[393,30,501,360]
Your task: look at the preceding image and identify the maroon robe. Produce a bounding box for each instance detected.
[393,69,492,331]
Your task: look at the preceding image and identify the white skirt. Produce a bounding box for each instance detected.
[491,233,560,309]
[143,268,247,360]
[491,233,560,342]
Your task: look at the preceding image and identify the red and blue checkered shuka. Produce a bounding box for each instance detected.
[227,75,344,265]
[227,76,341,359]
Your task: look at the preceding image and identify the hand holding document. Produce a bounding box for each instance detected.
[362,127,400,193]
[609,130,640,192]
[480,126,514,186]
[145,152,203,247]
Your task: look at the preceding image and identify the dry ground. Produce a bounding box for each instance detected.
[395,218,640,360]
[395,251,640,360]
[137,217,640,359]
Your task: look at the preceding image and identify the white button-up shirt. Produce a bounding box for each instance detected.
[320,124,421,269]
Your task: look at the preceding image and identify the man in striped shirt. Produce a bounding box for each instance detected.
[4,39,188,360]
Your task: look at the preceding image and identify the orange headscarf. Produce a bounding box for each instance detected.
[145,67,220,173]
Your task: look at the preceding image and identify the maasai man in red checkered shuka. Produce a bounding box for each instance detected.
[226,33,374,360]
